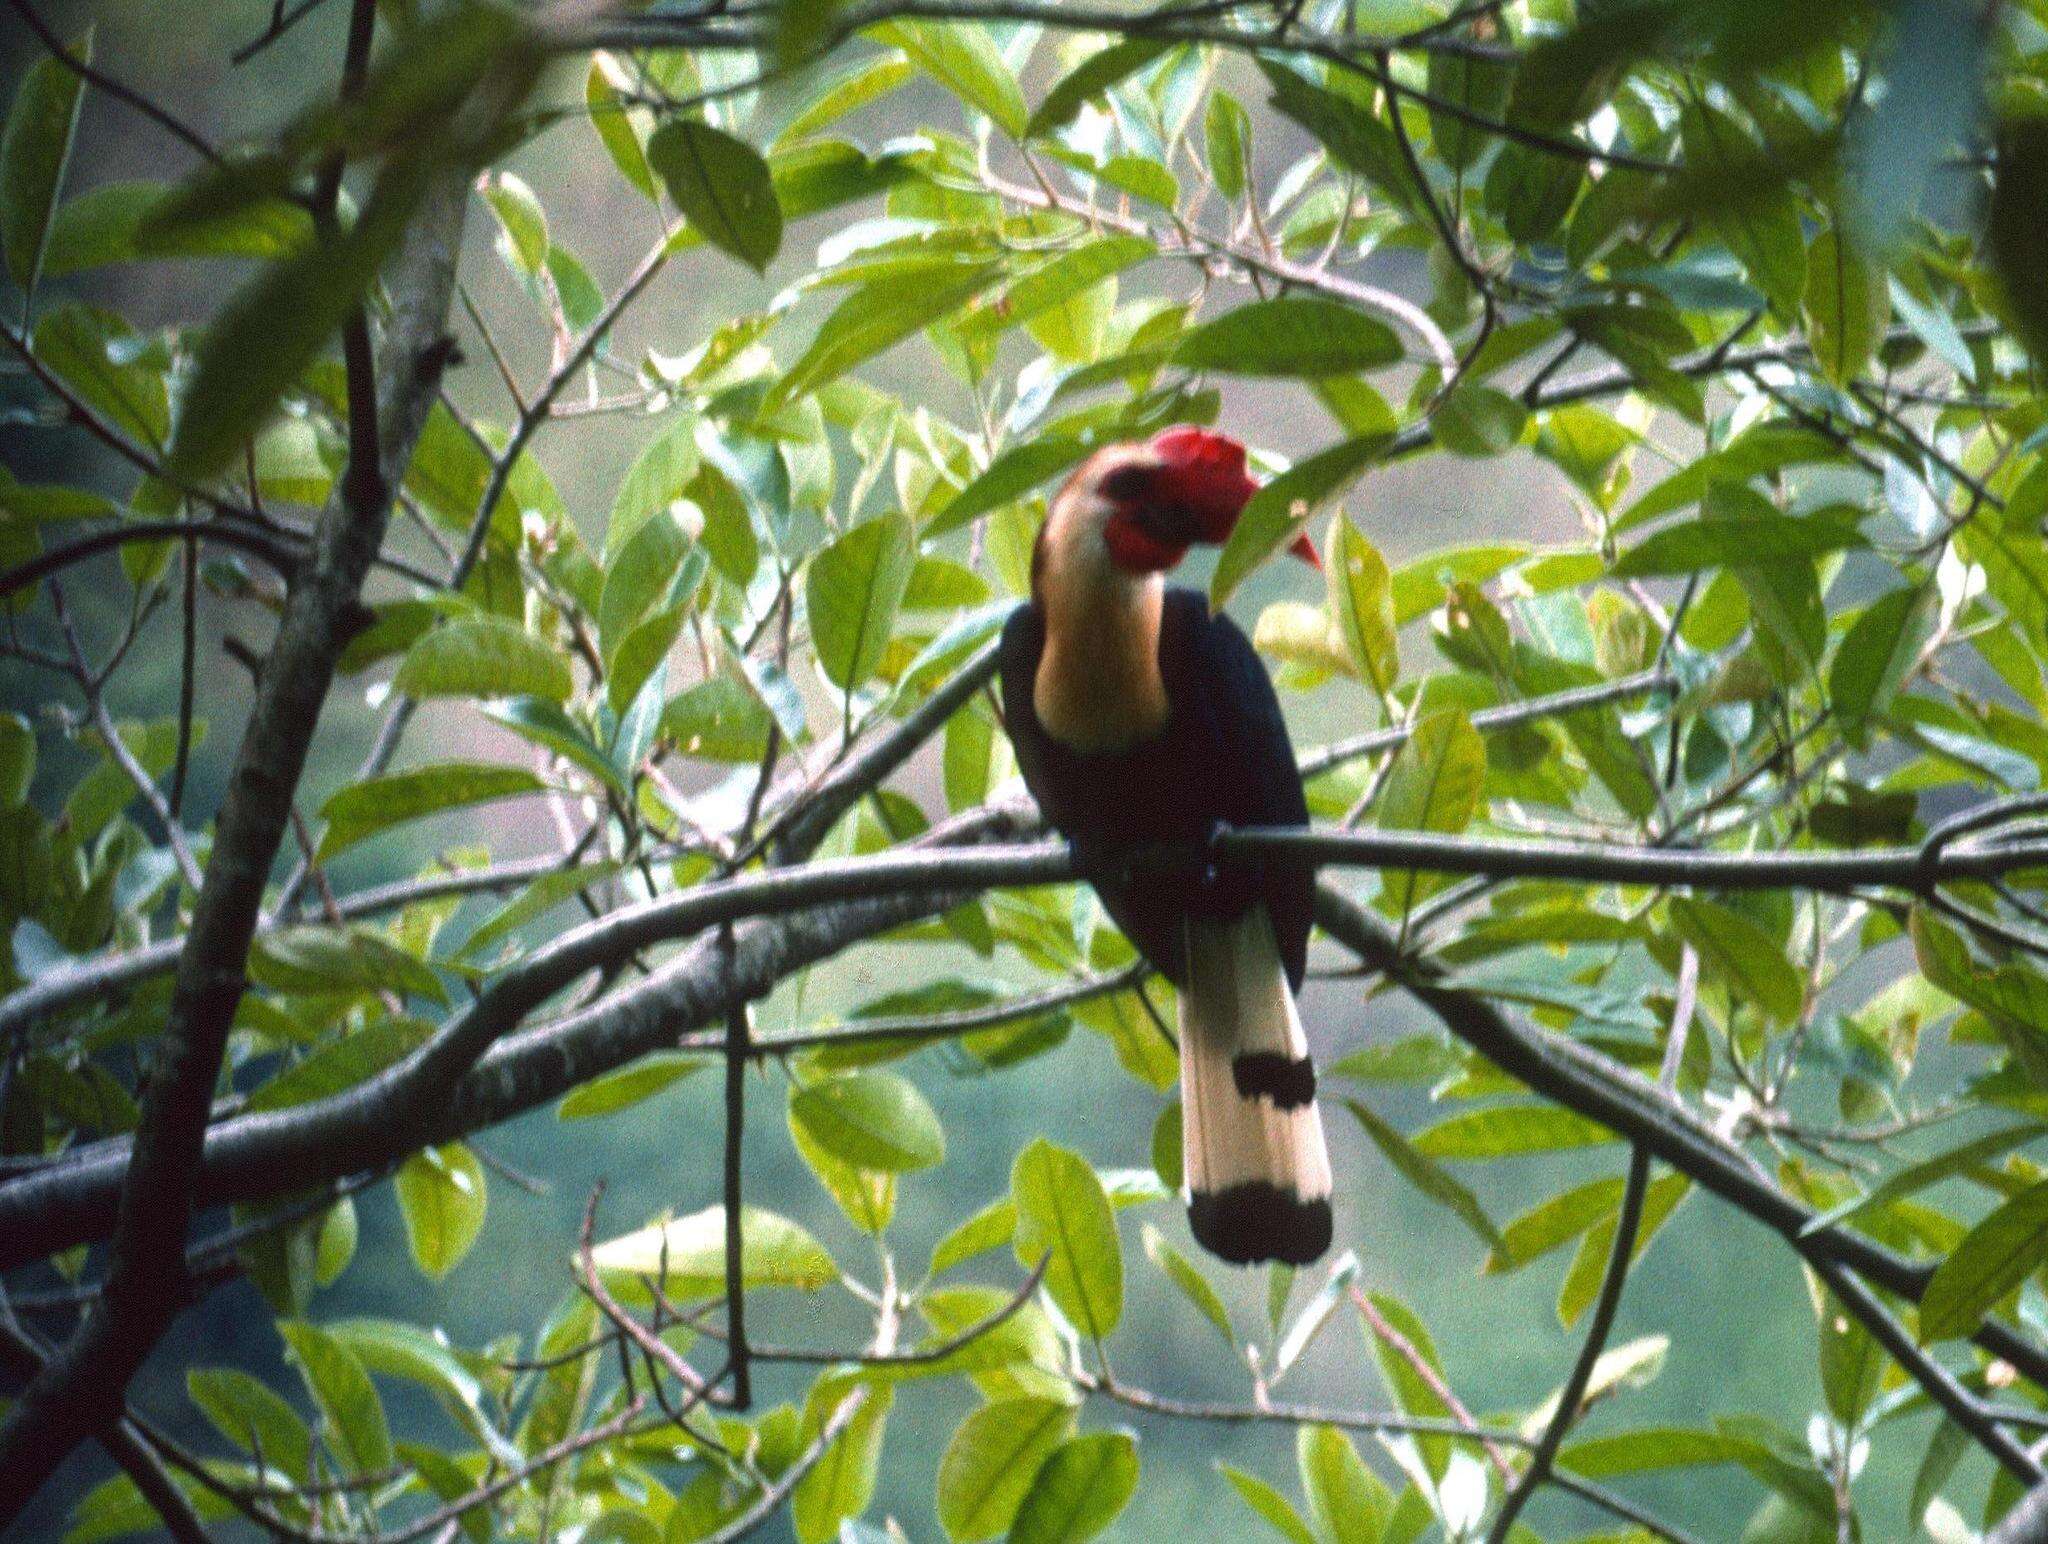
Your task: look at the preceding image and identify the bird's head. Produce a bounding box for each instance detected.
[1039,427,1317,589]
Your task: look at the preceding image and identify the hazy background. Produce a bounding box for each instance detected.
[0,4,1973,1538]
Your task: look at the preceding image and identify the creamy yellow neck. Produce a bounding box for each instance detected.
[1032,530,1168,753]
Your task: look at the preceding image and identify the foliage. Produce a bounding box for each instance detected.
[8,0,2048,1540]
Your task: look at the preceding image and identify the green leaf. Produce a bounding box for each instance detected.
[1802,228,1889,388]
[1357,1290,1455,1479]
[1486,1174,1626,1273]
[980,236,1153,343]
[250,928,446,1005]
[482,697,621,794]
[1816,1286,1881,1427]
[927,437,1091,538]
[1174,298,1401,378]
[1507,4,1669,130]
[1296,1424,1391,1544]
[910,1285,1062,1383]
[0,28,87,291]
[1326,515,1397,695]
[780,56,914,143]
[165,150,435,480]
[65,1472,233,1543]
[605,419,698,559]
[1347,1100,1502,1249]
[1012,1138,1123,1342]
[591,1204,836,1301]
[33,303,168,448]
[1026,39,1167,138]
[1375,709,1485,918]
[187,1366,314,1480]
[316,762,543,861]
[1800,1123,2047,1238]
[1912,905,2048,1041]
[586,54,656,200]
[314,1196,356,1287]
[1258,61,1407,205]
[43,179,313,278]
[808,511,916,692]
[932,1198,1017,1276]
[558,1051,705,1119]
[647,117,782,272]
[1211,434,1386,608]
[792,1382,892,1544]
[1006,1431,1139,1544]
[394,1141,487,1279]
[1558,1175,1690,1327]
[244,1017,434,1112]
[662,673,776,764]
[1432,385,1528,458]
[481,169,547,277]
[791,1100,898,1236]
[1919,1179,2048,1341]
[393,617,573,704]
[1427,49,1511,173]
[1206,91,1250,200]
[788,1070,946,1172]
[606,600,686,719]
[460,860,618,961]
[278,1320,393,1476]
[1559,1425,1763,1478]
[1219,1464,1318,1544]
[1410,1105,1618,1159]
[1612,506,1864,578]
[1671,898,1804,1027]
[937,1398,1076,1541]
[1829,584,1932,742]
[770,263,1001,409]
[877,19,1028,138]
[1140,1222,1234,1348]
[327,1315,518,1466]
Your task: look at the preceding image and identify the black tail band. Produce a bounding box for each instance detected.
[1232,1052,1316,1108]
[1188,1183,1333,1266]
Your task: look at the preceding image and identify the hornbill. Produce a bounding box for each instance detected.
[999,426,1333,1267]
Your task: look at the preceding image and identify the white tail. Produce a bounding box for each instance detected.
[1179,909,1333,1265]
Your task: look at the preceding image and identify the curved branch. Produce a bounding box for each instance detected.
[10,818,2048,1273]
[983,166,1457,376]
[5,0,221,165]
[0,852,565,1040]
[1308,884,2048,1411]
[0,521,301,598]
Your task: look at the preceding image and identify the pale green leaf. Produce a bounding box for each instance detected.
[316,762,544,861]
[393,1142,487,1279]
[1012,1138,1123,1342]
[394,617,573,704]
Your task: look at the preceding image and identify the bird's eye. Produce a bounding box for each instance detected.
[1097,464,1156,504]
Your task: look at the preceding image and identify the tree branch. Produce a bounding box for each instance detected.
[0,153,470,1526]
[0,1320,212,1544]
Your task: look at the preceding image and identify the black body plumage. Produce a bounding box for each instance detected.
[998,589,1314,989]
[1001,587,1331,1266]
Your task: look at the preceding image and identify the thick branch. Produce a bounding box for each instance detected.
[0,160,470,1525]
[1308,886,2048,1403]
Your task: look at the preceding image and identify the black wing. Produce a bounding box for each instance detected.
[1157,589,1313,990]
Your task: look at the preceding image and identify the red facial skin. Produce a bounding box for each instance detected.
[1102,426,1322,574]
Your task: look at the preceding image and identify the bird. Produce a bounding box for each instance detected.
[998,425,1333,1267]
